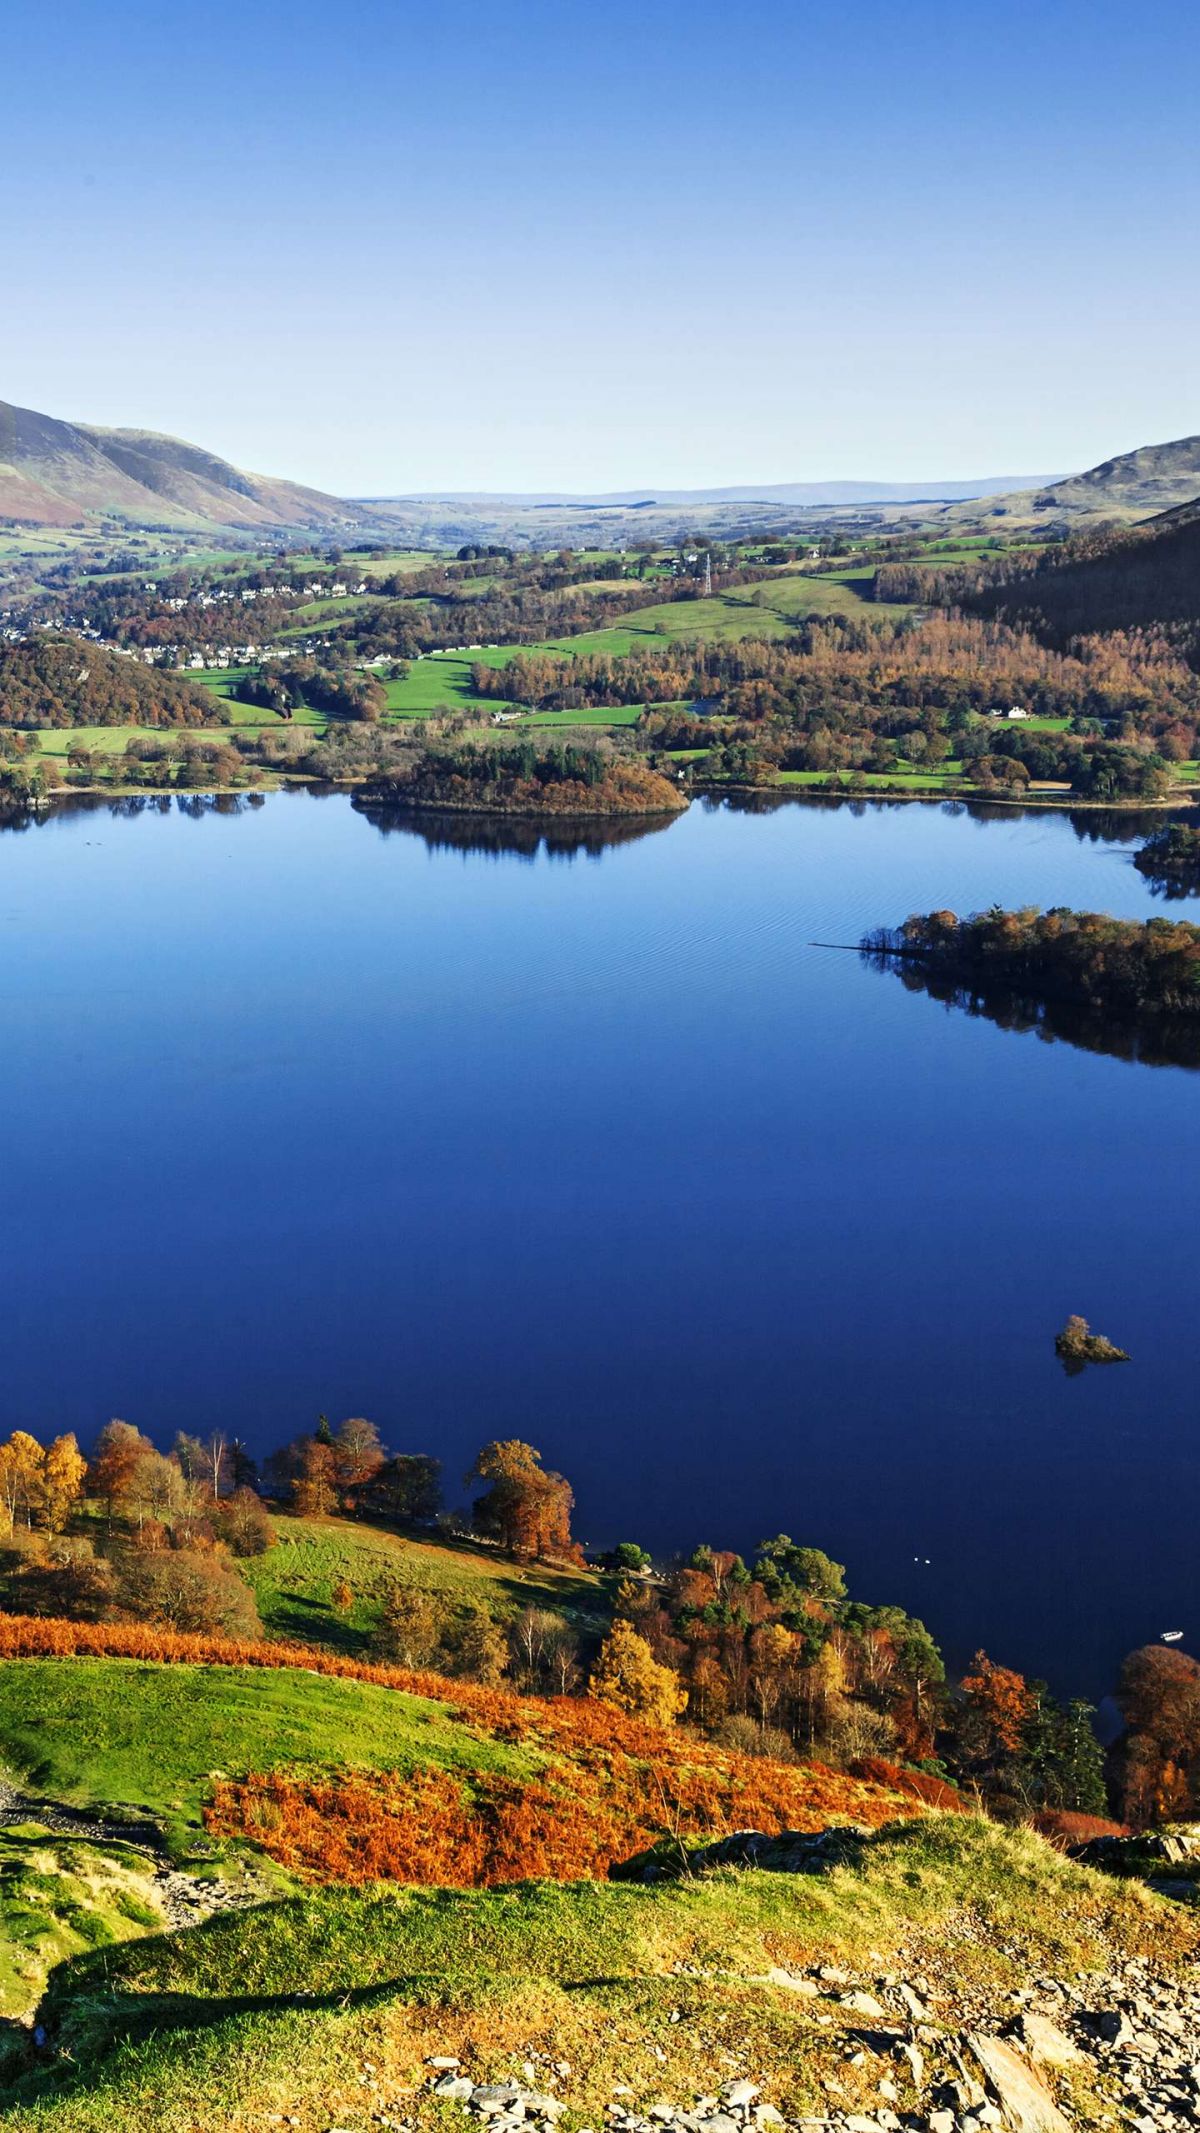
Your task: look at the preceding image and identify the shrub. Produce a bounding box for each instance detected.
[1033,1808,1127,1847]
[715,1716,796,1762]
[117,1549,263,1638]
[216,1488,276,1558]
[849,1756,966,1811]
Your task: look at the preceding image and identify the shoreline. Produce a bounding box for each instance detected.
[15,770,1200,822]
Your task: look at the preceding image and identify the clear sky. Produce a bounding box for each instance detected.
[3,0,1197,495]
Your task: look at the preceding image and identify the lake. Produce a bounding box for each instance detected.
[1,787,1195,1697]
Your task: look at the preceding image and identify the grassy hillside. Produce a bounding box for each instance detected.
[6,1816,1194,2132]
[246,1513,605,1652]
[0,395,385,535]
[0,1657,535,1850]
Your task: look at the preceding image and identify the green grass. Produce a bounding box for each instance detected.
[522,704,645,727]
[382,654,502,717]
[343,549,437,579]
[33,728,168,759]
[245,1515,605,1652]
[283,594,386,633]
[0,1658,536,1851]
[0,1829,162,2020]
[776,768,961,792]
[9,1818,1191,2132]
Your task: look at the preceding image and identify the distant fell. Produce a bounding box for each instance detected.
[0,396,383,535]
[955,432,1200,528]
[1035,435,1200,518]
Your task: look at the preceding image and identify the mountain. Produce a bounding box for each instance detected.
[0,397,383,534]
[952,433,1200,528]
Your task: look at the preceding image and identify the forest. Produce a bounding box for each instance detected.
[965,508,1200,668]
[357,737,688,816]
[0,637,220,729]
[0,1413,1193,1835]
[480,616,1196,799]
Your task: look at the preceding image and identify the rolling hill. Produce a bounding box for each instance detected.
[956,432,1200,528]
[0,398,385,535]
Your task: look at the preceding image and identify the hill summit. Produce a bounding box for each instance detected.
[0,396,381,534]
[955,432,1200,528]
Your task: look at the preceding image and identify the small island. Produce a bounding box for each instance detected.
[1134,823,1200,896]
[356,739,689,819]
[1055,1313,1130,1373]
[862,906,1200,1025]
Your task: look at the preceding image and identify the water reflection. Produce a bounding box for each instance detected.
[0,791,268,832]
[864,953,1200,1071]
[350,799,683,861]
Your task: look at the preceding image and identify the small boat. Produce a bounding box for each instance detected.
[1162,1630,1184,1643]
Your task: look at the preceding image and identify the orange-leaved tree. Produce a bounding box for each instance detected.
[468,1439,576,1561]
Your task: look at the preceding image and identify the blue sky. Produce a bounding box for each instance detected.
[3,0,1197,493]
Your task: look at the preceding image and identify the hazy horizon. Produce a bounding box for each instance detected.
[5,0,1197,494]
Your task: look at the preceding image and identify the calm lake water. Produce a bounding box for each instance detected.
[2,788,1196,1696]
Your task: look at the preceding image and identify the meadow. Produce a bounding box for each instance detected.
[244,1513,605,1651]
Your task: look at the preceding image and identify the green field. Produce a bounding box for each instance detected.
[0,1657,535,1849]
[183,666,327,728]
[356,548,439,575]
[382,653,501,716]
[33,727,170,758]
[245,1514,604,1651]
[283,593,388,634]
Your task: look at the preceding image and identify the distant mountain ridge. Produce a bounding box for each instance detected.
[0,398,382,534]
[4,389,1197,543]
[1034,435,1200,517]
[370,475,1053,508]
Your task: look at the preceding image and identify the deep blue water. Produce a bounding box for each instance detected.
[1,788,1196,1697]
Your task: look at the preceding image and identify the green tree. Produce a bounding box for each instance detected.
[755,1536,847,1618]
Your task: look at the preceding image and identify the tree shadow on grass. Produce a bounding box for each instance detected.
[2,1974,429,2113]
[8,1888,471,2111]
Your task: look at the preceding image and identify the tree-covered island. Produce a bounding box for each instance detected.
[1134,821,1200,893]
[355,738,688,818]
[862,905,1200,1027]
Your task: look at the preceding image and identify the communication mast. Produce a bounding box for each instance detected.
[702,550,712,599]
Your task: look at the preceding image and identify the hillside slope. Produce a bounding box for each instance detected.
[0,635,223,727]
[0,397,381,533]
[957,432,1200,528]
[968,505,1200,662]
[6,1817,1197,2133]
